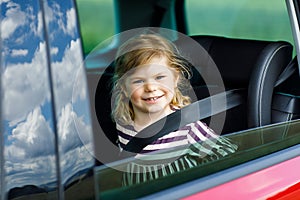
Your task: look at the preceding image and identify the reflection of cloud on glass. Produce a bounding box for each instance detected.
[2,42,49,125]
[32,10,43,38]
[5,103,94,190]
[65,8,76,37]
[47,101,95,185]
[5,155,57,191]
[6,107,55,160]
[55,100,94,184]
[1,1,26,40]
[44,1,76,39]
[25,5,43,39]
[6,102,93,160]
[1,1,42,42]
[61,145,94,184]
[58,103,92,153]
[0,0,10,4]
[73,63,88,102]
[52,38,84,111]
[51,46,59,55]
[11,49,28,57]
[1,0,95,192]
[28,12,43,39]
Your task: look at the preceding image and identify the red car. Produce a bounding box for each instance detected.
[1,0,300,199]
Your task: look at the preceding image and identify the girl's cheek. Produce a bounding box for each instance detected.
[161,81,176,91]
[129,85,138,94]
[128,85,142,98]
[130,91,141,103]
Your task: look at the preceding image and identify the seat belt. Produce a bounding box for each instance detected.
[122,89,244,154]
[275,57,297,87]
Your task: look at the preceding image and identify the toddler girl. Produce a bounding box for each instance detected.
[111,33,237,186]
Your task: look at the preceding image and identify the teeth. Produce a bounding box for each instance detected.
[143,95,163,101]
[146,97,158,101]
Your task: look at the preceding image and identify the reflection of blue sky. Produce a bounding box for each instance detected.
[1,0,41,64]
[1,0,94,191]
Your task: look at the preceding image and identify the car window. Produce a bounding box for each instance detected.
[75,0,115,55]
[185,0,294,48]
[86,0,300,198]
[94,119,300,199]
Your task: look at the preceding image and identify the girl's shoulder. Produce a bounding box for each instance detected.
[116,123,137,138]
[181,120,212,131]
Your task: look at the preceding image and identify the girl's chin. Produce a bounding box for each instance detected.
[146,106,173,115]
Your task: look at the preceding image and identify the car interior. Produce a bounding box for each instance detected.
[85,0,300,165]
[75,4,300,199]
[92,34,296,140]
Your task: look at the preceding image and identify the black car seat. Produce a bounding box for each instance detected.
[273,61,300,124]
[187,35,293,132]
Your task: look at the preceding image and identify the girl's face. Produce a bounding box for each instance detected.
[124,56,179,119]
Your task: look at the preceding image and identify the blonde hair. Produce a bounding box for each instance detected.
[111,34,193,125]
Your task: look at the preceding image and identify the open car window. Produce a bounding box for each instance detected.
[94,119,300,199]
[85,0,300,199]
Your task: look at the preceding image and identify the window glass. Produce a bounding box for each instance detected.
[0,1,59,198]
[0,0,96,199]
[185,0,294,46]
[94,120,300,199]
[75,0,115,55]
[42,0,96,198]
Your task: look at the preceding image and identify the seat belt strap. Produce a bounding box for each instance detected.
[122,89,244,154]
[275,57,297,87]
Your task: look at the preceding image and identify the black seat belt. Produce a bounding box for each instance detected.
[275,57,297,87]
[122,89,244,155]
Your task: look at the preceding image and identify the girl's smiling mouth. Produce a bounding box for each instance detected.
[142,95,164,103]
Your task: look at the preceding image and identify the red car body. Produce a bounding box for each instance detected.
[184,156,300,200]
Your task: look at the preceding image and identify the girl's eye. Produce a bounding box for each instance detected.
[132,79,144,84]
[156,75,166,80]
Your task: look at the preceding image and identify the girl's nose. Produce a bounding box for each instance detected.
[144,82,157,92]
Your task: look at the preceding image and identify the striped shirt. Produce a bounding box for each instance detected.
[117,121,237,186]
